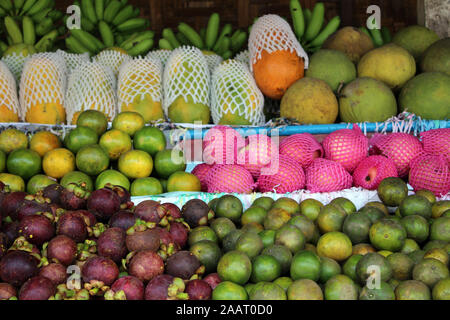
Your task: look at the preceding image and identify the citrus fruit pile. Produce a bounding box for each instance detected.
[0,110,198,196]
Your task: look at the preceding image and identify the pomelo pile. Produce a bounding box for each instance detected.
[193,126,450,197]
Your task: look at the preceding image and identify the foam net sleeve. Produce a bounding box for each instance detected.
[1,52,28,82]
[162,46,210,117]
[305,158,353,193]
[56,50,90,75]
[0,61,21,119]
[409,154,450,197]
[146,49,172,69]
[420,129,450,163]
[249,14,309,71]
[205,164,255,194]
[93,49,131,77]
[211,59,265,125]
[65,61,117,123]
[279,133,324,168]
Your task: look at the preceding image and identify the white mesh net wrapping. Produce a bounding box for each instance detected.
[65,61,117,123]
[93,49,131,77]
[204,53,223,73]
[0,61,21,120]
[1,52,28,82]
[146,49,172,68]
[56,50,90,75]
[19,52,67,118]
[235,50,250,67]
[211,59,264,125]
[117,56,163,111]
[249,14,309,71]
[163,46,210,115]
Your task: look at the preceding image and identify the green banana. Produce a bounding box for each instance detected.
[27,0,50,16]
[35,29,58,52]
[99,20,114,47]
[95,0,104,21]
[381,26,392,44]
[116,18,147,33]
[205,12,220,50]
[178,22,204,49]
[303,8,312,26]
[0,6,6,16]
[176,32,190,46]
[199,27,206,42]
[48,10,63,22]
[217,36,230,55]
[81,0,97,24]
[308,15,340,47]
[290,0,305,40]
[121,31,154,51]
[159,38,173,50]
[369,27,384,47]
[5,16,23,44]
[0,41,8,55]
[230,29,240,44]
[14,0,25,13]
[112,4,134,26]
[66,35,91,54]
[132,7,140,18]
[115,34,124,46]
[212,23,232,52]
[359,26,371,38]
[0,0,12,12]
[304,2,325,42]
[221,50,232,60]
[103,0,121,23]
[22,15,36,46]
[127,38,153,56]
[81,16,95,32]
[119,32,139,49]
[31,7,52,22]
[71,28,102,53]
[231,31,247,53]
[20,0,37,15]
[162,28,180,49]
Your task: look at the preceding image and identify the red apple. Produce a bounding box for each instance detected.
[353,155,398,190]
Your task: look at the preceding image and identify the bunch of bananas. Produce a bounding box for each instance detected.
[158,13,248,59]
[360,25,392,47]
[65,0,154,56]
[0,0,64,55]
[289,0,341,54]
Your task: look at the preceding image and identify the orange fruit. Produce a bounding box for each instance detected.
[43,148,76,179]
[25,102,66,124]
[99,129,132,160]
[0,129,28,154]
[112,112,145,137]
[118,150,153,179]
[167,171,201,192]
[30,131,62,157]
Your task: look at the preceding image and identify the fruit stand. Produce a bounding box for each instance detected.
[0,0,448,302]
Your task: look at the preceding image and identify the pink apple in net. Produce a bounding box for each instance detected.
[353,155,398,190]
[279,133,323,167]
[420,128,450,163]
[202,126,245,165]
[236,134,278,179]
[322,125,368,173]
[305,158,353,193]
[191,163,213,192]
[257,155,305,194]
[409,153,450,197]
[369,133,424,177]
[204,164,255,194]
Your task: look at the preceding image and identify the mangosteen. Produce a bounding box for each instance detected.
[203,273,221,290]
[181,199,214,228]
[82,256,119,287]
[185,279,212,300]
[97,227,127,263]
[60,183,90,211]
[19,276,55,300]
[42,184,64,205]
[105,184,133,210]
[104,276,144,300]
[160,203,182,220]
[18,215,55,245]
[155,227,180,260]
[56,211,88,242]
[165,251,204,280]
[144,274,187,300]
[16,194,52,221]
[75,239,98,268]
[134,200,165,223]
[74,210,97,227]
[125,220,160,252]
[8,236,42,261]
[0,250,39,287]
[39,263,67,285]
[2,222,19,248]
[51,284,90,300]
[128,250,164,283]
[2,191,27,220]
[109,211,136,231]
[46,235,77,266]
[0,282,17,300]
[0,233,7,258]
[168,221,189,249]
[87,188,121,221]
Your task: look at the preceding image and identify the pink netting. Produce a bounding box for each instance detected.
[369,133,424,177]
[191,163,214,192]
[202,125,245,165]
[409,154,450,197]
[279,133,323,168]
[305,158,353,193]
[420,129,450,163]
[353,155,398,190]
[237,134,278,179]
[322,125,368,173]
[257,154,305,194]
[205,164,255,194]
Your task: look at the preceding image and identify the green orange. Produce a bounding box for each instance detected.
[317,204,347,233]
[112,111,145,137]
[317,232,353,262]
[0,129,28,154]
[166,171,200,192]
[215,195,243,223]
[217,250,252,285]
[130,177,163,196]
[212,281,248,300]
[369,219,407,252]
[250,254,282,283]
[7,148,41,180]
[76,144,109,176]
[118,150,153,179]
[300,198,323,221]
[324,275,358,300]
[154,149,186,179]
[99,129,132,160]
[60,171,94,191]
[0,150,5,172]
[290,250,321,281]
[272,197,300,215]
[64,126,98,153]
[133,126,167,157]
[0,173,25,192]
[30,131,61,157]
[95,169,130,191]
[42,148,76,179]
[76,110,108,136]
[287,279,323,300]
[26,174,56,194]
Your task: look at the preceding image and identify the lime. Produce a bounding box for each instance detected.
[133,126,167,157]
[130,177,163,196]
[7,148,41,180]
